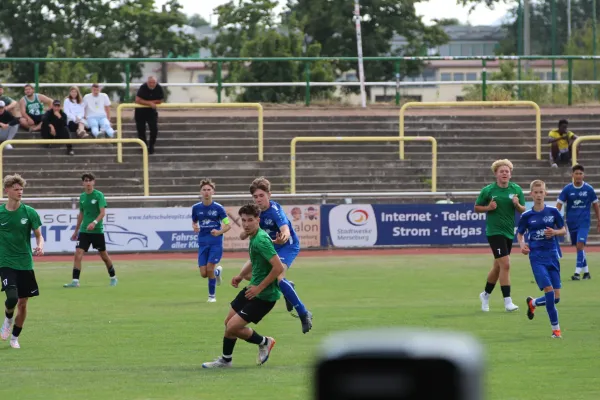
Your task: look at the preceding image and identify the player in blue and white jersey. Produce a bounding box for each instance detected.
[192,179,231,302]
[556,164,600,280]
[517,180,566,338]
[237,177,313,334]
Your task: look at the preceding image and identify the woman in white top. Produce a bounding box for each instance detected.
[63,86,88,138]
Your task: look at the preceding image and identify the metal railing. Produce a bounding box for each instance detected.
[0,138,150,198]
[289,136,438,194]
[398,101,542,161]
[115,102,264,163]
[0,55,598,106]
[572,135,600,165]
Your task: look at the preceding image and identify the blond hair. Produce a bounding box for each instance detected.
[3,174,26,188]
[200,178,215,190]
[530,179,546,191]
[491,159,514,173]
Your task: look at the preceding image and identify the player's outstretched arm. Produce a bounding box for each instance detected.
[71,212,83,240]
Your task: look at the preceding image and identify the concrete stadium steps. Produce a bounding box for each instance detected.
[5,112,600,200]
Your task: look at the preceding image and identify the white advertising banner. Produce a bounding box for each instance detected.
[33,205,320,254]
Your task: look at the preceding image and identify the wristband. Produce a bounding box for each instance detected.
[92,220,98,225]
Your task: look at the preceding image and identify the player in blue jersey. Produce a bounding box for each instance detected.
[517,180,566,338]
[556,164,600,281]
[238,177,313,334]
[192,179,231,302]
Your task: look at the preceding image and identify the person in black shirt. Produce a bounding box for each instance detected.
[135,76,164,154]
[42,100,74,155]
[0,100,19,149]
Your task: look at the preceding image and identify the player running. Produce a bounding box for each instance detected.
[518,180,565,338]
[556,164,600,281]
[0,174,44,349]
[239,177,312,334]
[64,172,117,287]
[475,159,525,312]
[192,179,231,302]
[202,204,281,368]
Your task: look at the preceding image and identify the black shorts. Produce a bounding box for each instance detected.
[230,288,276,324]
[487,235,513,259]
[0,267,39,298]
[77,232,107,252]
[26,113,42,125]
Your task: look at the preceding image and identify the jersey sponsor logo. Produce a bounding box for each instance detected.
[573,199,584,207]
[346,208,370,226]
[20,218,28,224]
[543,215,554,224]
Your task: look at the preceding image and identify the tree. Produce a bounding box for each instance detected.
[0,0,197,95]
[287,0,448,94]
[204,0,335,102]
[188,13,210,28]
[433,18,462,26]
[39,39,98,99]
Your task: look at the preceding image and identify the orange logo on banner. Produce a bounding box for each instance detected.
[223,205,320,249]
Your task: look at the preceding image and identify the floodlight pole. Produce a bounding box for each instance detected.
[353,0,367,108]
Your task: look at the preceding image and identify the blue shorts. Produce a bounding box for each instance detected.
[569,226,589,245]
[530,257,562,291]
[197,244,223,267]
[276,245,300,268]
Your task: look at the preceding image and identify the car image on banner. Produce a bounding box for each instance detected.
[104,224,149,248]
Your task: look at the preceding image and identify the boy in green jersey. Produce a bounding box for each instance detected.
[202,204,284,369]
[18,84,53,132]
[64,172,117,287]
[475,159,526,313]
[0,174,45,349]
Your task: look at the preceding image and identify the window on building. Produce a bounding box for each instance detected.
[466,72,477,81]
[535,72,545,80]
[197,74,207,83]
[546,71,560,80]
[453,73,465,81]
[441,73,452,81]
[472,44,483,56]
[422,68,436,81]
[483,43,496,55]
[450,44,461,56]
[439,45,450,57]
[461,45,471,56]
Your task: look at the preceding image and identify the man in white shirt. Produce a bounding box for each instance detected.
[83,84,115,138]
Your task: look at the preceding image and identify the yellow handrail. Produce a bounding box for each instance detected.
[0,138,149,198]
[399,101,542,161]
[290,136,437,194]
[572,135,600,165]
[116,103,264,163]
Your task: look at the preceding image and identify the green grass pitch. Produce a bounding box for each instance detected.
[1,252,599,400]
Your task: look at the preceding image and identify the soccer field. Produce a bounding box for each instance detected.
[2,252,599,400]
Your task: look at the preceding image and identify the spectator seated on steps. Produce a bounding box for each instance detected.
[0,100,19,149]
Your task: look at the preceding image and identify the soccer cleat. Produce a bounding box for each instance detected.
[202,357,232,368]
[479,292,490,312]
[505,302,519,312]
[551,330,562,338]
[257,337,276,366]
[300,311,313,334]
[0,319,12,341]
[110,277,118,287]
[10,338,20,349]
[63,281,80,288]
[583,273,591,280]
[215,266,223,286]
[207,297,217,303]
[571,274,581,281]
[526,297,535,320]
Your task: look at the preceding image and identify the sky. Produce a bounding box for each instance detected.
[157,0,514,26]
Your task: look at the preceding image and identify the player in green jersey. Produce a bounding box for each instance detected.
[202,203,283,369]
[475,159,526,313]
[64,172,117,288]
[0,174,44,349]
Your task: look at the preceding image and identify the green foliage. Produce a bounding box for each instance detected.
[0,0,198,97]
[204,0,335,103]
[289,0,449,95]
[187,14,210,28]
[39,39,98,100]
